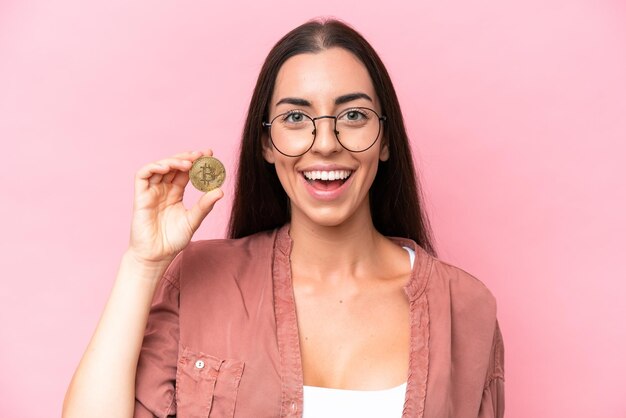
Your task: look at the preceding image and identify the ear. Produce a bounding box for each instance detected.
[262,134,276,164]
[379,138,390,162]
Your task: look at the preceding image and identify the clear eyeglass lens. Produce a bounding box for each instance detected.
[271,113,316,156]
[335,108,378,152]
[270,107,381,156]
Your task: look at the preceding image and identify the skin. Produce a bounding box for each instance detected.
[263,48,411,390]
[63,47,412,417]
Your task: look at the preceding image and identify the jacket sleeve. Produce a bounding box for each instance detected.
[133,257,182,418]
[478,320,505,418]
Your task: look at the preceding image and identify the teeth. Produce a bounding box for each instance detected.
[303,170,352,181]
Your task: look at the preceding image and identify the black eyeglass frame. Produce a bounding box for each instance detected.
[262,107,387,157]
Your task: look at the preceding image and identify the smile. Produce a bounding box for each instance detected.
[300,169,354,200]
[302,170,352,182]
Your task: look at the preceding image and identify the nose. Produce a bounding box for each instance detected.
[311,116,342,155]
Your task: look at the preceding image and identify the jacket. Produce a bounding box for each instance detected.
[134,224,505,417]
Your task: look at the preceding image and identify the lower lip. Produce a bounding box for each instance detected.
[301,174,354,201]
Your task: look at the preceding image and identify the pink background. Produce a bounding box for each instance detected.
[1,1,625,416]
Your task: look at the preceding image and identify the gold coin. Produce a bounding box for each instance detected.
[189,156,226,192]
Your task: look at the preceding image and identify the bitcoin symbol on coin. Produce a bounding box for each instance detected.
[189,156,226,192]
[200,163,215,186]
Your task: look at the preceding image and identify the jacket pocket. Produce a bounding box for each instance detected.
[176,346,245,417]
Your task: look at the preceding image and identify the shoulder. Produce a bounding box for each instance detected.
[162,228,278,288]
[418,251,500,351]
[410,246,497,322]
[391,238,497,315]
[432,257,496,310]
[184,228,277,260]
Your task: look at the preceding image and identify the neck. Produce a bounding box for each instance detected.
[289,205,385,283]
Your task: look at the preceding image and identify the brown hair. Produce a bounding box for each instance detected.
[227,18,436,255]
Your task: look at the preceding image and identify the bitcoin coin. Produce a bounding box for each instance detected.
[189,156,226,192]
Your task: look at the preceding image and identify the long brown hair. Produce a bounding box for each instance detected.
[227,18,436,255]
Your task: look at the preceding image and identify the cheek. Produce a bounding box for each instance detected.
[273,160,298,195]
[358,155,383,193]
[365,165,380,188]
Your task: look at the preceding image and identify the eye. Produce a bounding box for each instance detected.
[282,111,308,124]
[346,110,364,120]
[338,108,371,124]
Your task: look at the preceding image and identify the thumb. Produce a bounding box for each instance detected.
[186,188,224,232]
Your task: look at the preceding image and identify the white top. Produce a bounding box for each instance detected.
[302,246,415,418]
[302,382,407,418]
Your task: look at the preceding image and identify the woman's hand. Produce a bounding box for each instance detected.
[64,150,220,417]
[128,150,223,265]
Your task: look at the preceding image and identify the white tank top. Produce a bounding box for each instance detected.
[302,246,415,417]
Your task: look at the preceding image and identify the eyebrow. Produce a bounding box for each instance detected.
[335,92,373,105]
[275,97,311,107]
[275,92,373,108]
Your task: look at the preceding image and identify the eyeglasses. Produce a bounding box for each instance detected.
[262,107,386,157]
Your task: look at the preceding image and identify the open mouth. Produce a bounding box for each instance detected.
[302,170,353,191]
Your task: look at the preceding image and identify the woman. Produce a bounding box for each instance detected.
[64,18,504,418]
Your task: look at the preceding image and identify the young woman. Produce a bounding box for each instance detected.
[64,19,504,418]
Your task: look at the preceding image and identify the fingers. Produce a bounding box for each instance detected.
[161,170,177,184]
[135,161,189,192]
[172,149,213,161]
[136,159,191,181]
[135,150,216,192]
[171,150,210,161]
[162,150,213,183]
[135,163,167,192]
[170,168,190,188]
[158,149,216,185]
[167,149,215,185]
[186,188,224,232]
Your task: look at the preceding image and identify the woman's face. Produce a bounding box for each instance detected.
[263,47,389,228]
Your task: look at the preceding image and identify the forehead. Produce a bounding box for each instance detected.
[271,47,378,108]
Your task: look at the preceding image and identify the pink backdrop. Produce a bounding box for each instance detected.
[1,1,625,416]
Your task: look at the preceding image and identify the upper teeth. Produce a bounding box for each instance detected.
[303,170,352,181]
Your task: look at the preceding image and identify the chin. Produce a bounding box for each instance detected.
[295,205,361,229]
[308,216,346,228]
